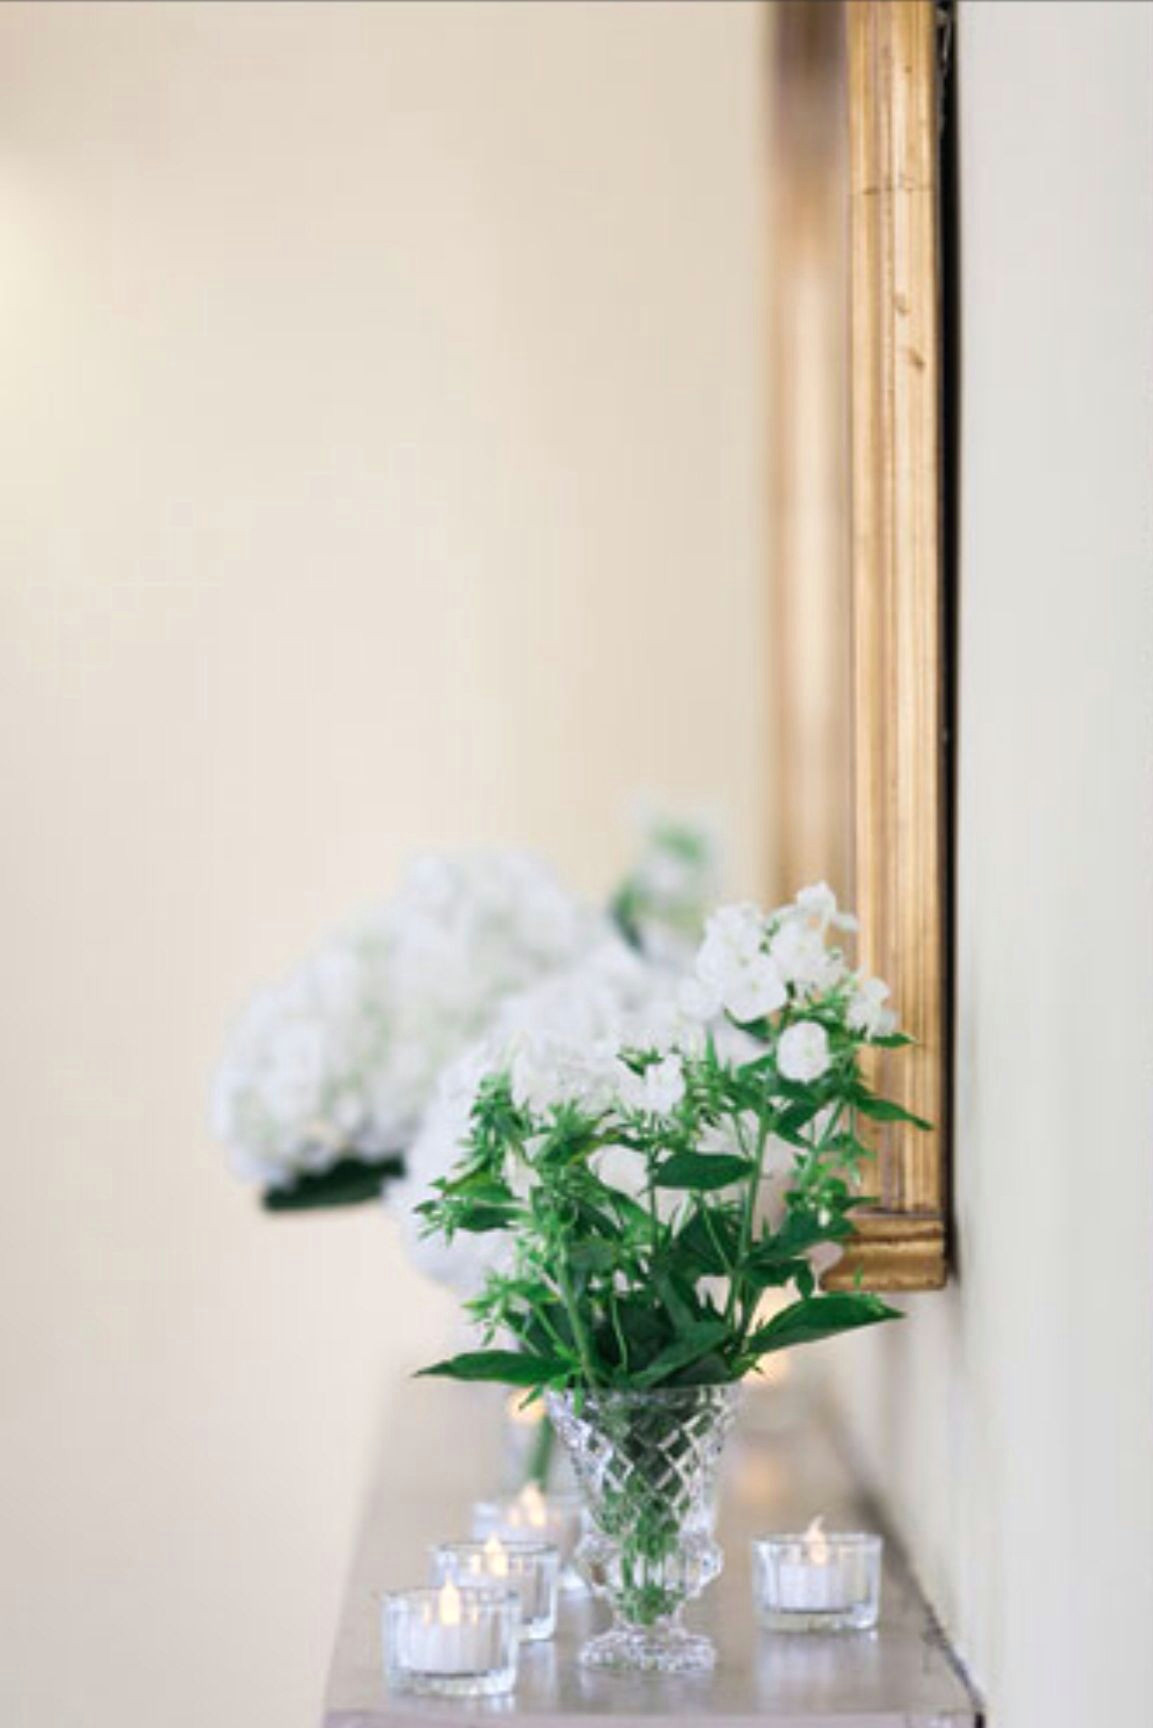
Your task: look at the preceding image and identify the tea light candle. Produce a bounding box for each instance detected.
[433,1536,560,1642]
[752,1518,882,1632]
[382,1580,519,1697]
[472,1483,585,1591]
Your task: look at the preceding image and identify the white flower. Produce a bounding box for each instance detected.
[678,975,721,1021]
[385,1047,509,1295]
[769,918,845,995]
[210,928,395,1190]
[509,1031,619,1116]
[593,1142,648,1200]
[794,881,858,934]
[399,937,686,1287]
[693,903,786,1023]
[722,953,788,1022]
[699,903,765,969]
[777,1020,832,1083]
[213,850,604,1189]
[508,1036,565,1115]
[847,976,897,1039]
[616,1053,686,1117]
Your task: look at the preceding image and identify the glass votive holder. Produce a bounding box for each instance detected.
[752,1530,882,1633]
[432,1537,560,1642]
[472,1486,586,1591]
[382,1582,519,1697]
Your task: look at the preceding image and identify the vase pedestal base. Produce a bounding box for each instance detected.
[578,1624,716,1676]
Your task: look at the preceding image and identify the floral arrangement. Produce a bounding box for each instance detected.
[211,852,603,1208]
[418,884,922,1396]
[414,884,925,1664]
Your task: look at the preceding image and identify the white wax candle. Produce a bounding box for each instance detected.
[774,1517,858,1613]
[776,1558,856,1611]
[407,1582,487,1675]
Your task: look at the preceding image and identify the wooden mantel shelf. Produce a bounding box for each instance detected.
[322,1383,980,1728]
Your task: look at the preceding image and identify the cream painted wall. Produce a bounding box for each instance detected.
[825,6,1153,1724]
[0,6,768,1725]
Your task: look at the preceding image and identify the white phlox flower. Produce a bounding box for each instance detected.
[692,903,786,1024]
[769,917,845,996]
[793,881,859,935]
[616,1053,686,1117]
[846,976,898,1039]
[777,1020,832,1083]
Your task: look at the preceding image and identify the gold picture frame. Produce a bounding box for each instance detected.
[770,0,949,1290]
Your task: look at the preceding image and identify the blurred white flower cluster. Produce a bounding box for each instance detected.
[212,852,602,1192]
[392,937,685,1287]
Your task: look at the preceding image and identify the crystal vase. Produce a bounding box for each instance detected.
[546,1384,741,1674]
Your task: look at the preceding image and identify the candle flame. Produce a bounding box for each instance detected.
[483,1533,509,1577]
[517,1481,548,1530]
[505,1392,544,1428]
[804,1515,829,1566]
[438,1578,462,1627]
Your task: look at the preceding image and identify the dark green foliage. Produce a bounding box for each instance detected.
[261,1154,404,1211]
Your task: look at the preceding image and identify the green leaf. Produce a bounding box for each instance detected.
[672,1208,740,1275]
[261,1154,404,1211]
[743,1254,810,1291]
[745,1293,902,1359]
[573,1197,624,1238]
[438,1170,511,1201]
[604,1188,652,1232]
[654,1270,704,1331]
[567,1239,617,1275]
[774,1100,823,1145]
[653,1151,753,1191]
[871,1032,914,1049]
[852,1091,932,1130]
[416,1350,572,1388]
[760,1206,852,1263]
[615,1300,670,1360]
[632,1321,732,1388]
[676,1352,731,1386]
[454,1205,519,1233]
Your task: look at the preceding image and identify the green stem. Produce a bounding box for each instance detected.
[556,1261,600,1389]
[698,1196,735,1279]
[643,1141,662,1261]
[725,1114,770,1329]
[608,1290,631,1377]
[533,1303,571,1357]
